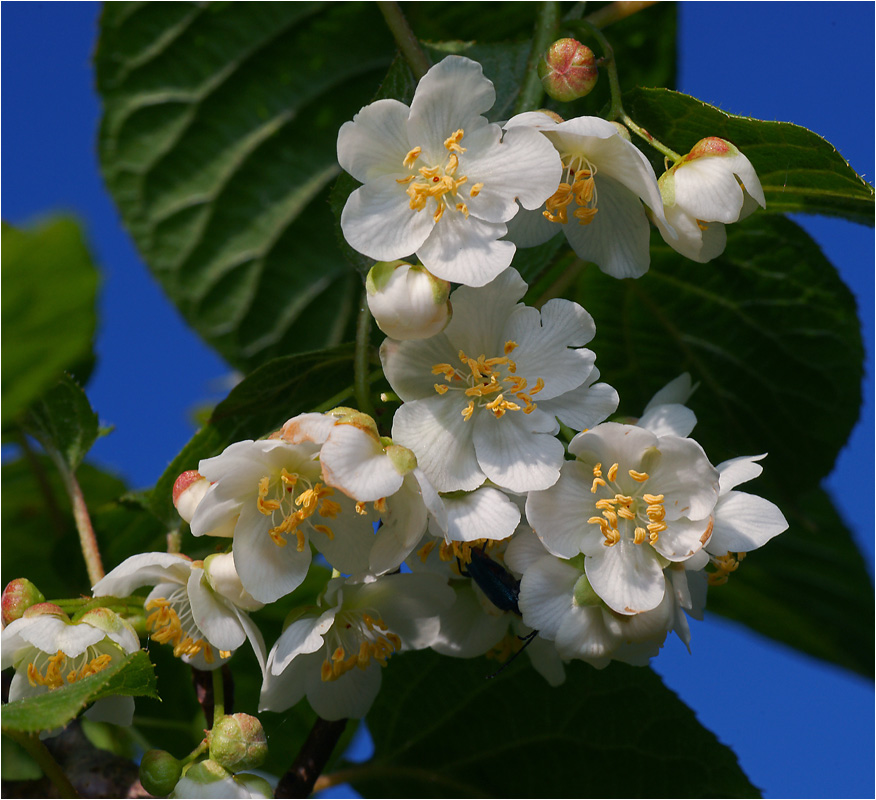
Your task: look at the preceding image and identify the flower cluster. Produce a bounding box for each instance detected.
[1,54,780,756]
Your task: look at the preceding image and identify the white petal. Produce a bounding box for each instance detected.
[463,124,562,219]
[430,584,508,658]
[568,422,658,469]
[442,266,527,357]
[643,373,694,411]
[537,379,619,431]
[554,606,622,663]
[637,403,697,438]
[271,611,335,673]
[417,212,514,287]
[307,660,382,720]
[337,99,412,183]
[708,491,788,553]
[278,412,337,446]
[187,568,245,652]
[717,454,766,494]
[341,174,435,261]
[407,56,493,158]
[260,648,312,711]
[501,302,596,400]
[651,516,711,562]
[370,484,429,576]
[472,408,564,493]
[585,538,665,614]
[561,174,651,279]
[648,436,718,521]
[526,461,602,559]
[312,501,376,577]
[379,333,456,402]
[21,617,104,658]
[504,204,562,248]
[517,556,579,639]
[441,486,521,543]
[391,395,484,493]
[320,423,403,502]
[504,528,553,575]
[674,157,746,223]
[93,552,190,596]
[232,504,311,603]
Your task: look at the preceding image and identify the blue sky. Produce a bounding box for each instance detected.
[2,3,873,797]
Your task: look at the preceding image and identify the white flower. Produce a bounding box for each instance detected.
[92,552,266,673]
[338,55,562,287]
[505,530,675,668]
[526,421,719,615]
[365,260,451,341]
[171,760,273,799]
[655,137,765,262]
[1,604,140,727]
[381,267,618,493]
[504,113,670,279]
[260,574,452,720]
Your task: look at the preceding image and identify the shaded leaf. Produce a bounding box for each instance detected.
[1,218,98,427]
[1,652,158,735]
[21,374,99,472]
[345,652,758,798]
[624,87,874,224]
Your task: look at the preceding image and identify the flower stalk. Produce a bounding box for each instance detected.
[5,730,80,799]
[513,1,562,114]
[377,1,430,80]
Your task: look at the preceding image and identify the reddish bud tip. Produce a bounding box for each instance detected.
[2,580,47,625]
[538,38,598,102]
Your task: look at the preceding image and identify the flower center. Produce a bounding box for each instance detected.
[430,341,545,422]
[708,551,746,585]
[256,469,340,551]
[146,590,231,664]
[320,609,402,682]
[586,461,667,547]
[27,648,113,690]
[397,129,483,223]
[543,154,598,226]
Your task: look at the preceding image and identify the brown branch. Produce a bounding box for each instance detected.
[275,717,348,799]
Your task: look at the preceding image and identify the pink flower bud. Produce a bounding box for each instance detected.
[173,470,210,524]
[538,39,598,102]
[2,579,46,626]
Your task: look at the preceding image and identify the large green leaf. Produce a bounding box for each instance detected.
[623,87,875,224]
[566,214,868,674]
[1,651,158,735]
[1,218,98,427]
[344,652,758,797]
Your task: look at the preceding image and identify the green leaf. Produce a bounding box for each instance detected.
[707,488,874,678]
[346,652,758,798]
[96,2,396,372]
[1,651,158,735]
[1,218,98,427]
[148,344,355,527]
[569,214,868,674]
[1,734,42,781]
[21,374,99,472]
[623,87,875,225]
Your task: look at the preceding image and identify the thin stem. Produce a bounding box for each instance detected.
[180,740,209,767]
[354,290,377,418]
[582,0,658,29]
[513,1,561,114]
[16,430,67,533]
[6,730,79,798]
[568,19,682,162]
[377,1,430,80]
[275,717,348,798]
[50,455,105,587]
[212,668,225,721]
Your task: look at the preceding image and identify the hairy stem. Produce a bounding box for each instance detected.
[582,0,658,29]
[377,1,430,80]
[354,290,377,418]
[275,717,348,798]
[51,457,104,587]
[513,1,561,114]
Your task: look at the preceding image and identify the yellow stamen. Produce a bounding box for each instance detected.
[629,470,650,482]
[434,383,449,395]
[470,182,484,197]
[403,147,421,168]
[444,129,466,153]
[607,462,619,482]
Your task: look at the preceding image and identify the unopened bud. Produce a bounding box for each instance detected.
[2,579,46,626]
[538,38,598,102]
[204,553,263,612]
[172,470,211,524]
[22,602,68,620]
[609,121,632,141]
[139,749,183,797]
[208,714,268,772]
[366,260,451,341]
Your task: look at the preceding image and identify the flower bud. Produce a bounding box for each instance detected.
[139,749,183,798]
[365,260,451,341]
[208,713,268,772]
[608,121,632,141]
[204,553,263,612]
[2,579,46,626]
[173,470,211,524]
[538,38,598,102]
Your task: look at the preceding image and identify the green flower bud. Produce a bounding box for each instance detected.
[2,579,46,626]
[208,713,268,772]
[139,749,183,797]
[538,38,598,102]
